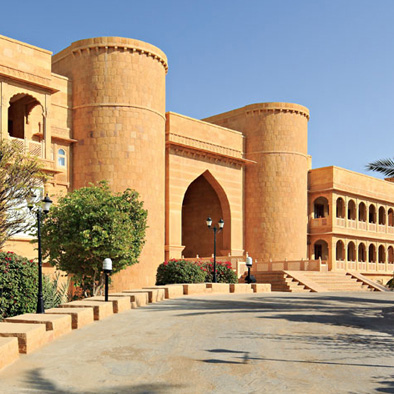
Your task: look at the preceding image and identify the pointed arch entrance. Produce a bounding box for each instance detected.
[181,171,231,258]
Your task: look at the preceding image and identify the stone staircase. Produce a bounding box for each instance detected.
[250,271,386,293]
[253,272,313,292]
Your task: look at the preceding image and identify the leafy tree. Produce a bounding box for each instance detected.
[0,139,47,248]
[366,158,394,177]
[40,181,147,296]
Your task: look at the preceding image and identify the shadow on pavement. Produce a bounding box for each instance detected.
[146,293,394,337]
[22,368,183,393]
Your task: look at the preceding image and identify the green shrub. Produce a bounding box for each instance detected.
[155,258,237,285]
[42,272,72,309]
[156,259,206,285]
[0,251,70,320]
[0,251,38,320]
[202,260,237,284]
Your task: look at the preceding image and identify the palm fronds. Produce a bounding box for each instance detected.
[366,158,394,177]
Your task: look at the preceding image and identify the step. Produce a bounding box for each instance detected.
[59,300,113,321]
[113,292,149,307]
[45,307,94,329]
[88,296,131,313]
[5,313,72,339]
[0,337,19,370]
[0,322,53,354]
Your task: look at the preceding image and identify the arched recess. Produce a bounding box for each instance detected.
[378,207,386,225]
[348,200,356,220]
[347,241,356,262]
[313,196,329,218]
[358,202,367,222]
[369,204,376,224]
[388,209,394,227]
[314,240,328,260]
[368,244,376,263]
[388,246,394,263]
[358,243,366,262]
[8,93,43,140]
[336,197,345,218]
[336,240,345,261]
[378,245,386,263]
[181,171,231,258]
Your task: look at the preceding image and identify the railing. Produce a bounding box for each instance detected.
[348,220,357,229]
[256,259,326,272]
[10,137,43,158]
[378,224,386,232]
[336,218,345,226]
[368,223,377,232]
[358,222,367,230]
[311,217,328,227]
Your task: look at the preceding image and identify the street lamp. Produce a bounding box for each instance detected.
[102,258,113,301]
[245,256,253,284]
[27,192,53,314]
[206,217,224,283]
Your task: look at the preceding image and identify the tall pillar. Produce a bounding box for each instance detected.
[52,37,168,290]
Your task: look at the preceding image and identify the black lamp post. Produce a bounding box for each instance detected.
[103,258,113,301]
[206,217,224,283]
[27,193,53,314]
[246,256,253,284]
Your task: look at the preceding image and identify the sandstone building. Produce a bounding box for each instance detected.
[1,34,393,291]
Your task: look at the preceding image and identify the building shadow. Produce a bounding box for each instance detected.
[21,368,183,393]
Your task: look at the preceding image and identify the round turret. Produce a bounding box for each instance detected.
[204,102,310,265]
[52,37,167,289]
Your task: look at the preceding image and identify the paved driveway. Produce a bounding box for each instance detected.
[1,292,394,393]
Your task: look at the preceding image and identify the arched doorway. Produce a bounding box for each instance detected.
[181,172,230,258]
[313,196,329,218]
[314,240,328,260]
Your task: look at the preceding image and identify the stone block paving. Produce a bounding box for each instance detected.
[0,289,394,393]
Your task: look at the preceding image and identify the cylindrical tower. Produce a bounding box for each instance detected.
[204,102,309,266]
[52,37,167,290]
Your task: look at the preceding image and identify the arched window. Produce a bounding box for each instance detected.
[378,245,386,263]
[388,246,394,263]
[336,198,345,218]
[388,209,394,227]
[314,240,328,260]
[58,149,66,167]
[347,242,356,262]
[378,207,386,225]
[348,200,356,220]
[358,202,366,222]
[368,244,376,263]
[336,240,345,261]
[369,205,376,224]
[313,197,329,218]
[358,243,366,262]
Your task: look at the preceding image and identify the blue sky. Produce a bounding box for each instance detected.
[2,0,393,176]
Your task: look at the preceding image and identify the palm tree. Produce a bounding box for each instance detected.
[367,158,394,177]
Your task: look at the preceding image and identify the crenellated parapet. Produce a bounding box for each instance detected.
[53,36,168,74]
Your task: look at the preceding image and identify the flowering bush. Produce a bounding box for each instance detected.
[202,260,237,284]
[156,258,237,285]
[156,259,206,285]
[0,251,68,320]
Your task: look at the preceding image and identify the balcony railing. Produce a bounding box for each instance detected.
[10,137,44,158]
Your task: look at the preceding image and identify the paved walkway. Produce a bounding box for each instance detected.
[1,292,394,393]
